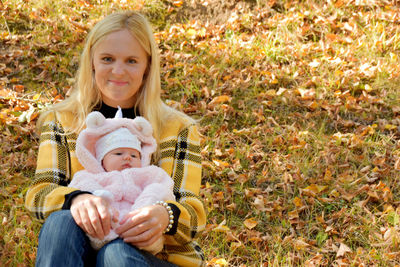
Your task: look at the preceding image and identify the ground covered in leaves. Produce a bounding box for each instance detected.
[1,0,400,266]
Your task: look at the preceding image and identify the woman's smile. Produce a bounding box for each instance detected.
[109,80,129,86]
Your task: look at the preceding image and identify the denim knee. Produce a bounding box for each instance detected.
[97,239,149,267]
[36,210,94,267]
[39,210,83,241]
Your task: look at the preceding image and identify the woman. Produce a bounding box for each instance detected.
[25,11,206,267]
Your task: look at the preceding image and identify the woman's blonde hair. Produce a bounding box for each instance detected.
[38,11,192,147]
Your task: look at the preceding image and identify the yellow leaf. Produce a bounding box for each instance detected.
[334,69,343,77]
[390,52,397,62]
[324,169,332,181]
[244,218,258,229]
[213,219,230,233]
[265,89,276,96]
[32,93,41,101]
[364,84,373,92]
[186,29,197,38]
[209,258,228,266]
[303,184,327,196]
[385,124,397,130]
[213,224,231,232]
[293,197,303,207]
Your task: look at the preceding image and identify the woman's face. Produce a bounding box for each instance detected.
[92,29,148,108]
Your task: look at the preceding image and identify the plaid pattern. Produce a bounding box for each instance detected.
[25,111,206,267]
[158,121,206,266]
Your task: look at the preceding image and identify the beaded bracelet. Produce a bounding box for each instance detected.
[155,201,174,234]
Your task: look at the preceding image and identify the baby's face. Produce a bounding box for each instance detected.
[102,147,141,172]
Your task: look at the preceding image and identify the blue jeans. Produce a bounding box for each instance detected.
[36,210,177,267]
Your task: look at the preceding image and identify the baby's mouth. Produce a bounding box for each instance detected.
[121,163,132,169]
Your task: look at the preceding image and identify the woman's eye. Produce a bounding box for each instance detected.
[128,59,137,64]
[102,57,113,62]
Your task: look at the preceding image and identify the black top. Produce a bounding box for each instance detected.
[95,103,139,119]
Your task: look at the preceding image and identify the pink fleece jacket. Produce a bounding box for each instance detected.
[68,110,175,253]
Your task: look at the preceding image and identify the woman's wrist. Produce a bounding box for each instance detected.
[154,201,174,234]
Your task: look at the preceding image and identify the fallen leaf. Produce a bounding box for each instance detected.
[293,197,303,207]
[244,218,258,229]
[336,243,352,258]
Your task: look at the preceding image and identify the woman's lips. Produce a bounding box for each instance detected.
[109,80,128,86]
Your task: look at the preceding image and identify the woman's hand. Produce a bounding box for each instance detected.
[70,193,118,239]
[115,205,169,248]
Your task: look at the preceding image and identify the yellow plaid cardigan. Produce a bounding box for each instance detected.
[25,111,206,267]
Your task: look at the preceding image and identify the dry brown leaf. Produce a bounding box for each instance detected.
[294,238,311,250]
[336,243,352,258]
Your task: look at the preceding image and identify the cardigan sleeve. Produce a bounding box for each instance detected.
[159,123,206,244]
[24,113,79,221]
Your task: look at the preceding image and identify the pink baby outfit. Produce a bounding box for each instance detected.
[68,109,175,253]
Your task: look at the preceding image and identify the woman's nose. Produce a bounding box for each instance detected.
[112,62,124,75]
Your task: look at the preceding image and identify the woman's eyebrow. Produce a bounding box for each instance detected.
[98,52,140,58]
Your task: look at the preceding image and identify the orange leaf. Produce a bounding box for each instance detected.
[13,84,24,93]
[209,95,231,105]
[244,218,258,229]
[172,0,183,7]
[326,33,339,42]
[212,159,230,168]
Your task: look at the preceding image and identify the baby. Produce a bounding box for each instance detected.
[68,108,175,254]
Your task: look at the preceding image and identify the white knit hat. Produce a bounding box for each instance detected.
[95,127,141,162]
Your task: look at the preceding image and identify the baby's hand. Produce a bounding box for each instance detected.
[110,207,120,225]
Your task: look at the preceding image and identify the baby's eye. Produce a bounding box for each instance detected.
[115,152,122,155]
[131,154,138,158]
